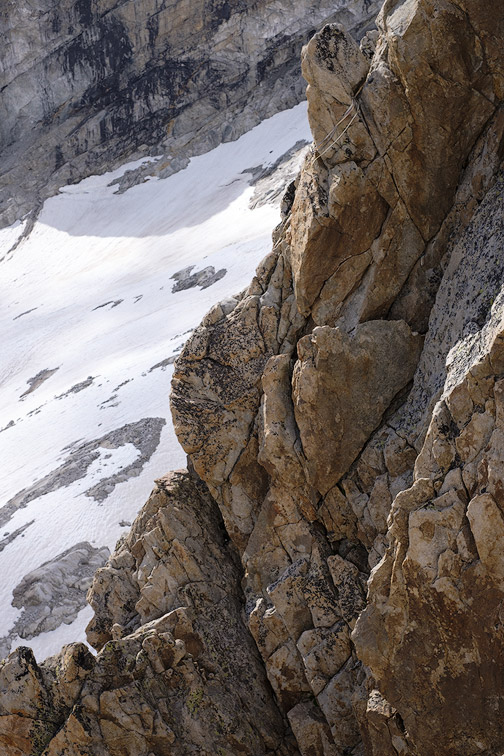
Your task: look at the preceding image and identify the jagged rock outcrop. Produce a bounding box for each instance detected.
[353,171,504,755]
[0,472,294,755]
[2,1,504,754]
[0,0,380,227]
[171,1,504,753]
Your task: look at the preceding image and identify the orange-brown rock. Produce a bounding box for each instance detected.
[354,173,504,755]
[292,321,423,494]
[171,1,504,754]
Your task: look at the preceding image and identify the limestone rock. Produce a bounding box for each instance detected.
[354,148,504,755]
[171,243,307,551]
[292,321,423,495]
[365,0,498,240]
[289,159,387,316]
[4,1,504,754]
[170,2,504,754]
[302,23,376,170]
[288,701,340,756]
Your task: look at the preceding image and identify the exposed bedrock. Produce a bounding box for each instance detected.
[292,321,423,495]
[0,0,380,227]
[2,0,504,754]
[0,472,295,756]
[353,172,504,755]
[171,0,504,753]
[0,542,110,661]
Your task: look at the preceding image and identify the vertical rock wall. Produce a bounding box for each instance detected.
[171,1,504,753]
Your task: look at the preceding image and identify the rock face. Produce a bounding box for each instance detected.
[353,171,504,755]
[0,472,293,756]
[0,0,380,227]
[292,322,423,494]
[2,1,504,754]
[171,1,504,753]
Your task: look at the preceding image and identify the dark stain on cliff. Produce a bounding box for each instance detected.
[62,15,133,82]
[75,0,94,27]
[54,145,64,170]
[146,12,160,48]
[0,0,381,230]
[206,0,233,29]
[51,12,62,34]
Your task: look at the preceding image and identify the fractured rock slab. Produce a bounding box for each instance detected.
[292,321,423,494]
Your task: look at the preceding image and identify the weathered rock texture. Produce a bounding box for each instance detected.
[2,1,504,754]
[170,1,504,753]
[0,542,110,661]
[0,0,379,227]
[0,472,294,755]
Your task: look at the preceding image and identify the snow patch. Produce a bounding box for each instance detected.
[0,102,312,660]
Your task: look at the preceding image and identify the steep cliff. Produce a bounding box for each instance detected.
[2,0,504,754]
[0,0,379,227]
[169,2,504,752]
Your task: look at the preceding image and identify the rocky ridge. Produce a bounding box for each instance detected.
[0,0,379,228]
[2,0,504,754]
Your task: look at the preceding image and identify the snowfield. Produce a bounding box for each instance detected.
[0,103,311,660]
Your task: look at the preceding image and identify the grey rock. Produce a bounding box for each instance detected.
[0,541,109,660]
[92,299,123,311]
[0,0,381,228]
[55,375,95,399]
[19,367,59,399]
[171,265,227,293]
[148,356,177,372]
[0,417,166,529]
[12,307,37,321]
[0,521,34,554]
[247,139,311,209]
[395,173,504,448]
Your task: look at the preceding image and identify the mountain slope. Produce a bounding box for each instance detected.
[0,0,380,227]
[0,102,311,661]
[2,1,504,755]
